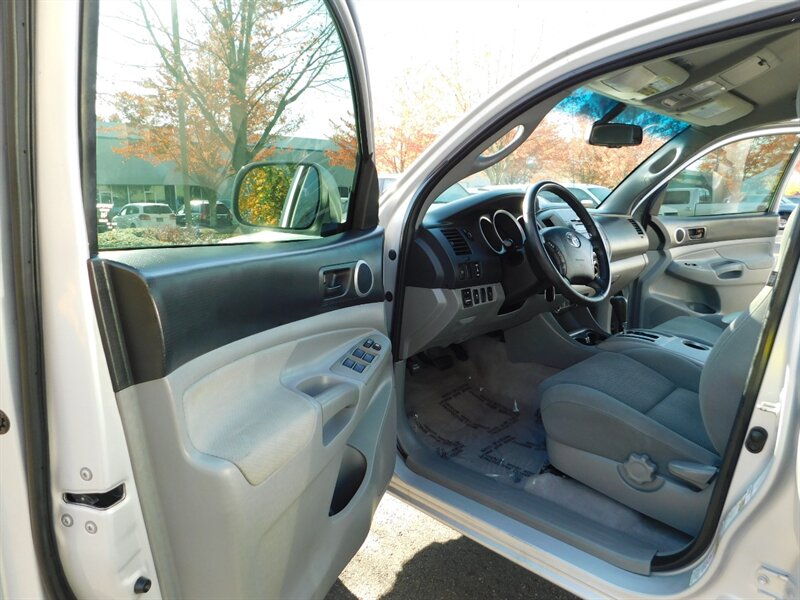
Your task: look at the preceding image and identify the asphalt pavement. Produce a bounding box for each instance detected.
[325,494,578,600]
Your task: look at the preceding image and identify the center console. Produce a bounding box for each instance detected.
[597,328,712,365]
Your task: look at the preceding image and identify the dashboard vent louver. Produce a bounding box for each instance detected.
[628,218,644,235]
[441,228,470,256]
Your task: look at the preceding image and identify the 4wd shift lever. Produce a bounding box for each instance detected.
[609,296,628,334]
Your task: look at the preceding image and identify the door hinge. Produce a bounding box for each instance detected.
[757,566,795,599]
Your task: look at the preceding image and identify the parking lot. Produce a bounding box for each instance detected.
[326,495,577,600]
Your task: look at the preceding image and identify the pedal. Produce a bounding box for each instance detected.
[450,343,469,362]
[423,347,454,370]
[406,356,423,375]
[431,354,453,370]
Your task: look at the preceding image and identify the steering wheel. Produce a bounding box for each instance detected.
[521,181,611,305]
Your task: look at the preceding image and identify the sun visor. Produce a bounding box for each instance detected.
[673,93,754,126]
[588,61,689,102]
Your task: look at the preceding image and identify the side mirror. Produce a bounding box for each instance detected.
[588,122,643,148]
[233,161,340,229]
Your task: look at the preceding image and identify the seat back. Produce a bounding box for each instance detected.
[699,209,798,452]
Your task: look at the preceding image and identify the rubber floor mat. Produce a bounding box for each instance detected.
[408,383,548,488]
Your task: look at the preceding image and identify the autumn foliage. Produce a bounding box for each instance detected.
[109,0,346,192]
[237,165,293,226]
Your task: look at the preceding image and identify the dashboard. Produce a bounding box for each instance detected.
[399,190,650,358]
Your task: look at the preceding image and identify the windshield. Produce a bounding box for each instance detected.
[460,87,688,203]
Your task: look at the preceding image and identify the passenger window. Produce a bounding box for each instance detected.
[92,0,358,249]
[658,133,799,217]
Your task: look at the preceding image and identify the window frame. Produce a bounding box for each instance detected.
[80,0,376,255]
[640,125,800,219]
[656,132,800,218]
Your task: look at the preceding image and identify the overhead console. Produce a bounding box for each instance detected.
[586,28,798,127]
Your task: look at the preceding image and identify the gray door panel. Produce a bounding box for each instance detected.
[637,214,777,328]
[116,303,395,599]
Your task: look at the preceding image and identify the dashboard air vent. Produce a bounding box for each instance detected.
[628,218,644,235]
[441,228,470,256]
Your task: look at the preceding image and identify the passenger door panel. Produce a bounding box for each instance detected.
[637,214,777,327]
[91,231,395,599]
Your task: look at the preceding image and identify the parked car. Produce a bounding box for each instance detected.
[566,183,611,206]
[779,195,798,229]
[111,202,176,228]
[176,200,234,228]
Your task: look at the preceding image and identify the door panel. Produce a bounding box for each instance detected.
[90,230,385,388]
[113,304,394,599]
[88,230,393,599]
[637,214,777,327]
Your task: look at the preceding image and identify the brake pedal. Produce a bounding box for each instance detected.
[450,343,469,361]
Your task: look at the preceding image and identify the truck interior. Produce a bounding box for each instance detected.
[393,22,800,574]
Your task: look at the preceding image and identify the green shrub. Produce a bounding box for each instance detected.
[98,227,234,249]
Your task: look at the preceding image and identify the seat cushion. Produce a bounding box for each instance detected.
[653,316,726,346]
[539,352,719,472]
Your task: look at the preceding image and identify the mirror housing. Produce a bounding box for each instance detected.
[233,161,344,230]
[588,122,643,148]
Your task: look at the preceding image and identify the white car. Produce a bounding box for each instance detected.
[4,2,800,600]
[566,183,612,206]
[111,202,176,229]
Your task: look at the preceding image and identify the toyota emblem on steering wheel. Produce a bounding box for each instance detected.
[565,232,581,248]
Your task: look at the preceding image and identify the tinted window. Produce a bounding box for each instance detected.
[144,205,173,215]
[589,186,611,200]
[93,0,359,249]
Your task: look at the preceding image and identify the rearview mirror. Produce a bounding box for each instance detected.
[588,122,643,148]
[233,161,343,229]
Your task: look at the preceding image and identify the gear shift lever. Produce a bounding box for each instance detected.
[609,296,628,334]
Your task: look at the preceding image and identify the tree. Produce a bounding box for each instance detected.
[325,114,358,169]
[110,0,346,200]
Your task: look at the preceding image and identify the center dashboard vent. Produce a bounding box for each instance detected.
[441,228,471,256]
[628,218,645,236]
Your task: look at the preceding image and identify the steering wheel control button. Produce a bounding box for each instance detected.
[363,353,375,363]
[343,358,356,369]
[353,363,366,373]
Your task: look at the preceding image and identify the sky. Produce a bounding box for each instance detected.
[95,0,695,141]
[355,0,694,124]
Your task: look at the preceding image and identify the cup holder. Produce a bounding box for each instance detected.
[682,340,710,352]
